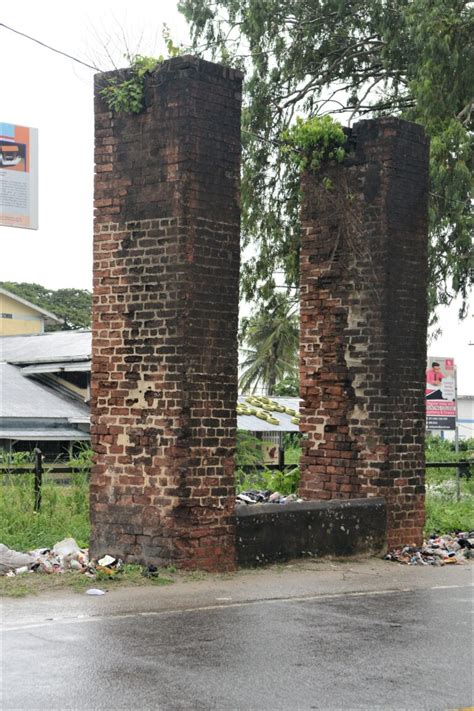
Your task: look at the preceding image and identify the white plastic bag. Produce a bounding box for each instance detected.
[0,543,35,574]
[53,538,80,558]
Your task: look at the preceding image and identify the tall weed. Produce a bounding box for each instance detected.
[0,473,90,551]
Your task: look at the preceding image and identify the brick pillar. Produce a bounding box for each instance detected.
[90,57,242,571]
[299,118,429,548]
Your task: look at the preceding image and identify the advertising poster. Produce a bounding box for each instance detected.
[426,356,456,430]
[0,122,38,229]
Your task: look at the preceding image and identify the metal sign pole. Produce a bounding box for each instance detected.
[454,366,460,502]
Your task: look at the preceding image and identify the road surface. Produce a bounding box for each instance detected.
[2,559,473,709]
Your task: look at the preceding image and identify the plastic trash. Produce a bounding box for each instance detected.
[142,564,159,578]
[14,566,30,575]
[86,588,106,596]
[53,538,80,558]
[98,555,116,567]
[0,544,36,574]
[385,533,469,566]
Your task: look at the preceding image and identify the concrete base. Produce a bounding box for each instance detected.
[236,497,386,566]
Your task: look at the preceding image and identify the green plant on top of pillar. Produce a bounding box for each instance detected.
[100,29,183,114]
[280,115,347,173]
[100,55,162,114]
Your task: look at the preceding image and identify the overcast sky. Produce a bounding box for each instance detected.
[0,1,472,393]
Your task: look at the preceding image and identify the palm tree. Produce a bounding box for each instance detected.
[239,293,299,395]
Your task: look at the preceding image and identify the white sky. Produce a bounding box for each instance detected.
[0,2,472,392]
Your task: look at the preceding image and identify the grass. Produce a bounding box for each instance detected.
[284,445,301,465]
[1,440,473,597]
[425,496,474,534]
[0,563,176,598]
[0,472,90,550]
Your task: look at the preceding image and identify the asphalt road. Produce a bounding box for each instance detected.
[2,562,473,710]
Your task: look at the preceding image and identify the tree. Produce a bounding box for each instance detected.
[180,0,473,317]
[0,282,92,331]
[272,374,299,397]
[239,293,299,393]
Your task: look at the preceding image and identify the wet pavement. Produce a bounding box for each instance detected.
[2,560,473,710]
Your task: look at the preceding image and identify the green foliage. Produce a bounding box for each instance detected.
[424,435,474,533]
[425,497,474,535]
[100,55,162,114]
[236,466,300,495]
[272,375,299,397]
[0,473,90,551]
[281,116,346,172]
[283,442,301,465]
[67,444,93,474]
[0,450,34,468]
[239,292,299,394]
[235,430,264,467]
[0,281,92,330]
[426,435,474,481]
[180,0,474,316]
[100,29,184,114]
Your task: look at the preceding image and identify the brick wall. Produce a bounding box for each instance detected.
[299,118,429,548]
[90,57,242,571]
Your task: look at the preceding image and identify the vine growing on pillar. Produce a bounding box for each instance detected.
[281,115,382,303]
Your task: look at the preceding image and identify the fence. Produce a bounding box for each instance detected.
[0,449,89,512]
[1,452,471,511]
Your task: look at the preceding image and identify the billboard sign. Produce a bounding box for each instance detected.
[426,356,456,430]
[0,122,38,229]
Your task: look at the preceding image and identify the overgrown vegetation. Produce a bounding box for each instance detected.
[0,438,471,560]
[0,473,90,551]
[99,31,183,114]
[237,465,300,496]
[281,115,346,172]
[180,0,473,319]
[100,55,161,113]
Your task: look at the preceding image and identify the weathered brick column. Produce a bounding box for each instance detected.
[90,57,242,571]
[299,118,429,548]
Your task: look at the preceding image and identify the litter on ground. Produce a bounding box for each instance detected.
[385,532,474,565]
[236,490,303,505]
[0,538,122,577]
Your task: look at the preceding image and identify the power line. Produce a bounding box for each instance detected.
[0,21,102,72]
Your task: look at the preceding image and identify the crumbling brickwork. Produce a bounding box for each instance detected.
[90,57,242,571]
[299,118,429,548]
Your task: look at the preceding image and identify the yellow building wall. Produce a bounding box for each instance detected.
[0,293,44,336]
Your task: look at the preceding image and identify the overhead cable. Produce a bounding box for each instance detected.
[0,21,101,71]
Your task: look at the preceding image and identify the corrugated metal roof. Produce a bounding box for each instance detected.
[0,362,90,419]
[21,361,91,374]
[0,330,91,364]
[0,428,90,441]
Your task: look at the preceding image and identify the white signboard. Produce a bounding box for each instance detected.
[0,122,38,230]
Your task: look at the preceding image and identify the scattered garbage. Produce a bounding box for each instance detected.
[96,554,123,577]
[0,543,36,575]
[0,537,123,579]
[236,489,303,505]
[53,537,81,558]
[385,532,474,566]
[142,564,159,578]
[86,588,106,596]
